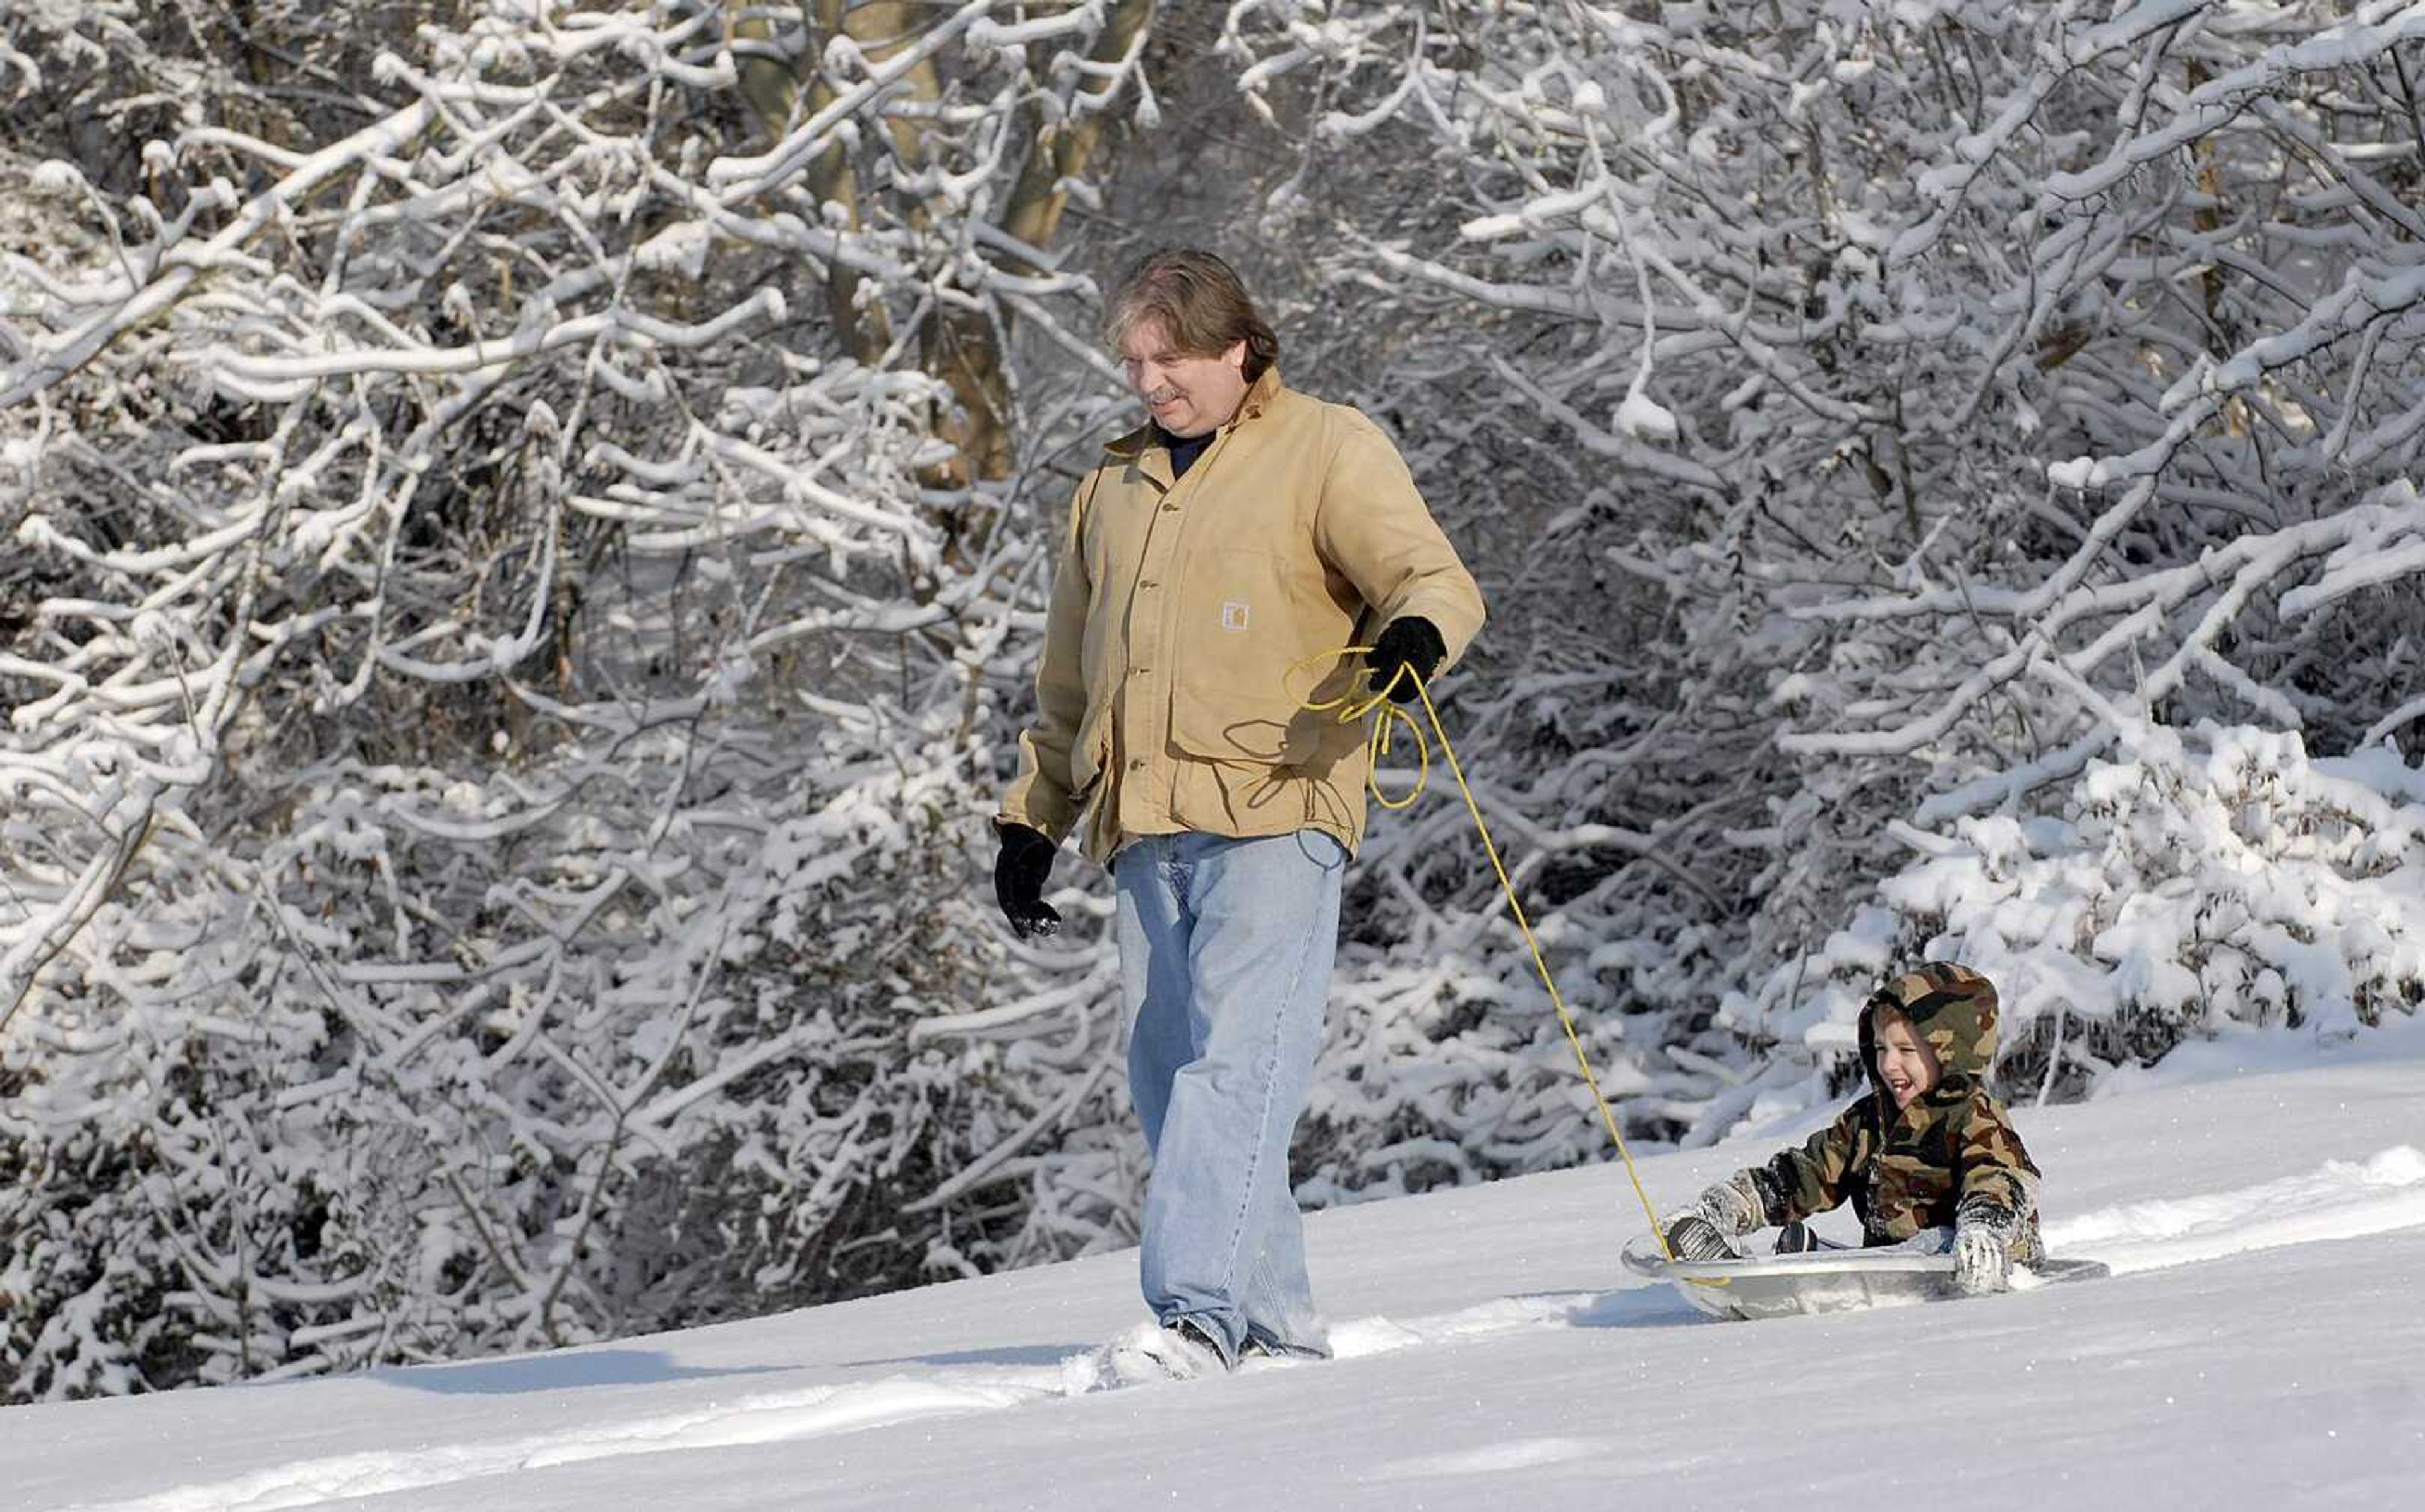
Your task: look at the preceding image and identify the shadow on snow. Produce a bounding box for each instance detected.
[374,1348,797,1395]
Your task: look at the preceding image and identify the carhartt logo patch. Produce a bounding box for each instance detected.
[1221,602,1250,632]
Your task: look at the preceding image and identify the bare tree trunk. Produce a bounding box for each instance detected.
[733,2,900,366]
[933,0,1154,488]
[732,2,1153,488]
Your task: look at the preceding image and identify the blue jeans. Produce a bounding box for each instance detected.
[1112,829,1346,1363]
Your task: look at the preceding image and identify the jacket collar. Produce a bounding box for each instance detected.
[1103,366,1284,458]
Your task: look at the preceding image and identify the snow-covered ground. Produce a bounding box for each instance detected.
[8,1022,2424,1511]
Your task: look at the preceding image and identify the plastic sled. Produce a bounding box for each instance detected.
[1620,1233,2111,1323]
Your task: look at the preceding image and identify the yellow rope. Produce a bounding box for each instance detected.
[1297,647,1677,1263]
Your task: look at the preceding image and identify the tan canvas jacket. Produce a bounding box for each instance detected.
[998,367,1486,864]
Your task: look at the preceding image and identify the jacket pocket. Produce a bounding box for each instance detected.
[1168,684,1365,776]
[1069,706,1113,799]
[1173,547,1297,699]
[1166,541,1365,771]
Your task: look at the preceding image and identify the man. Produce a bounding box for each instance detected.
[992,248,1485,1382]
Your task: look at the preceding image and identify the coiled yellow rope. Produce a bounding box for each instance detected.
[1298,647,1677,1262]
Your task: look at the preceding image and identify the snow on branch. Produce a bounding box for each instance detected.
[1219,0,2425,1162]
[0,0,1163,1398]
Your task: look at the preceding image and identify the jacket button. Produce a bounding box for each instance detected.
[1139,580,1158,590]
[1160,502,1178,513]
[1129,758,1146,771]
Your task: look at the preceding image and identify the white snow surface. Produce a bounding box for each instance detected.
[7,1024,2424,1511]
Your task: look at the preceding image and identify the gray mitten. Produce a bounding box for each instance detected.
[1953,1196,2017,1295]
[1696,1172,1766,1235]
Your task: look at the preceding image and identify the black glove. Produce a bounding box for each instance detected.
[992,821,1062,938]
[1365,616,1446,705]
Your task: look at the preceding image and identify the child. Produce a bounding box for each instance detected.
[1663,961,2043,1294]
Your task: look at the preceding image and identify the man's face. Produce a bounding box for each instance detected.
[1118,318,1249,439]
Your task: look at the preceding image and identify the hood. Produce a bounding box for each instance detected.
[1856,961,2001,1105]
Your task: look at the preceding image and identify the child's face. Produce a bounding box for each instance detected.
[1874,1014,1937,1109]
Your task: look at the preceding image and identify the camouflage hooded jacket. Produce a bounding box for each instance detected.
[1740,963,2043,1258]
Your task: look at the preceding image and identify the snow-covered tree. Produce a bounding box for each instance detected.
[1222,0,2425,1150]
[0,0,1154,1399]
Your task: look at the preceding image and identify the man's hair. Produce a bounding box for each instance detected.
[1103,248,1280,381]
